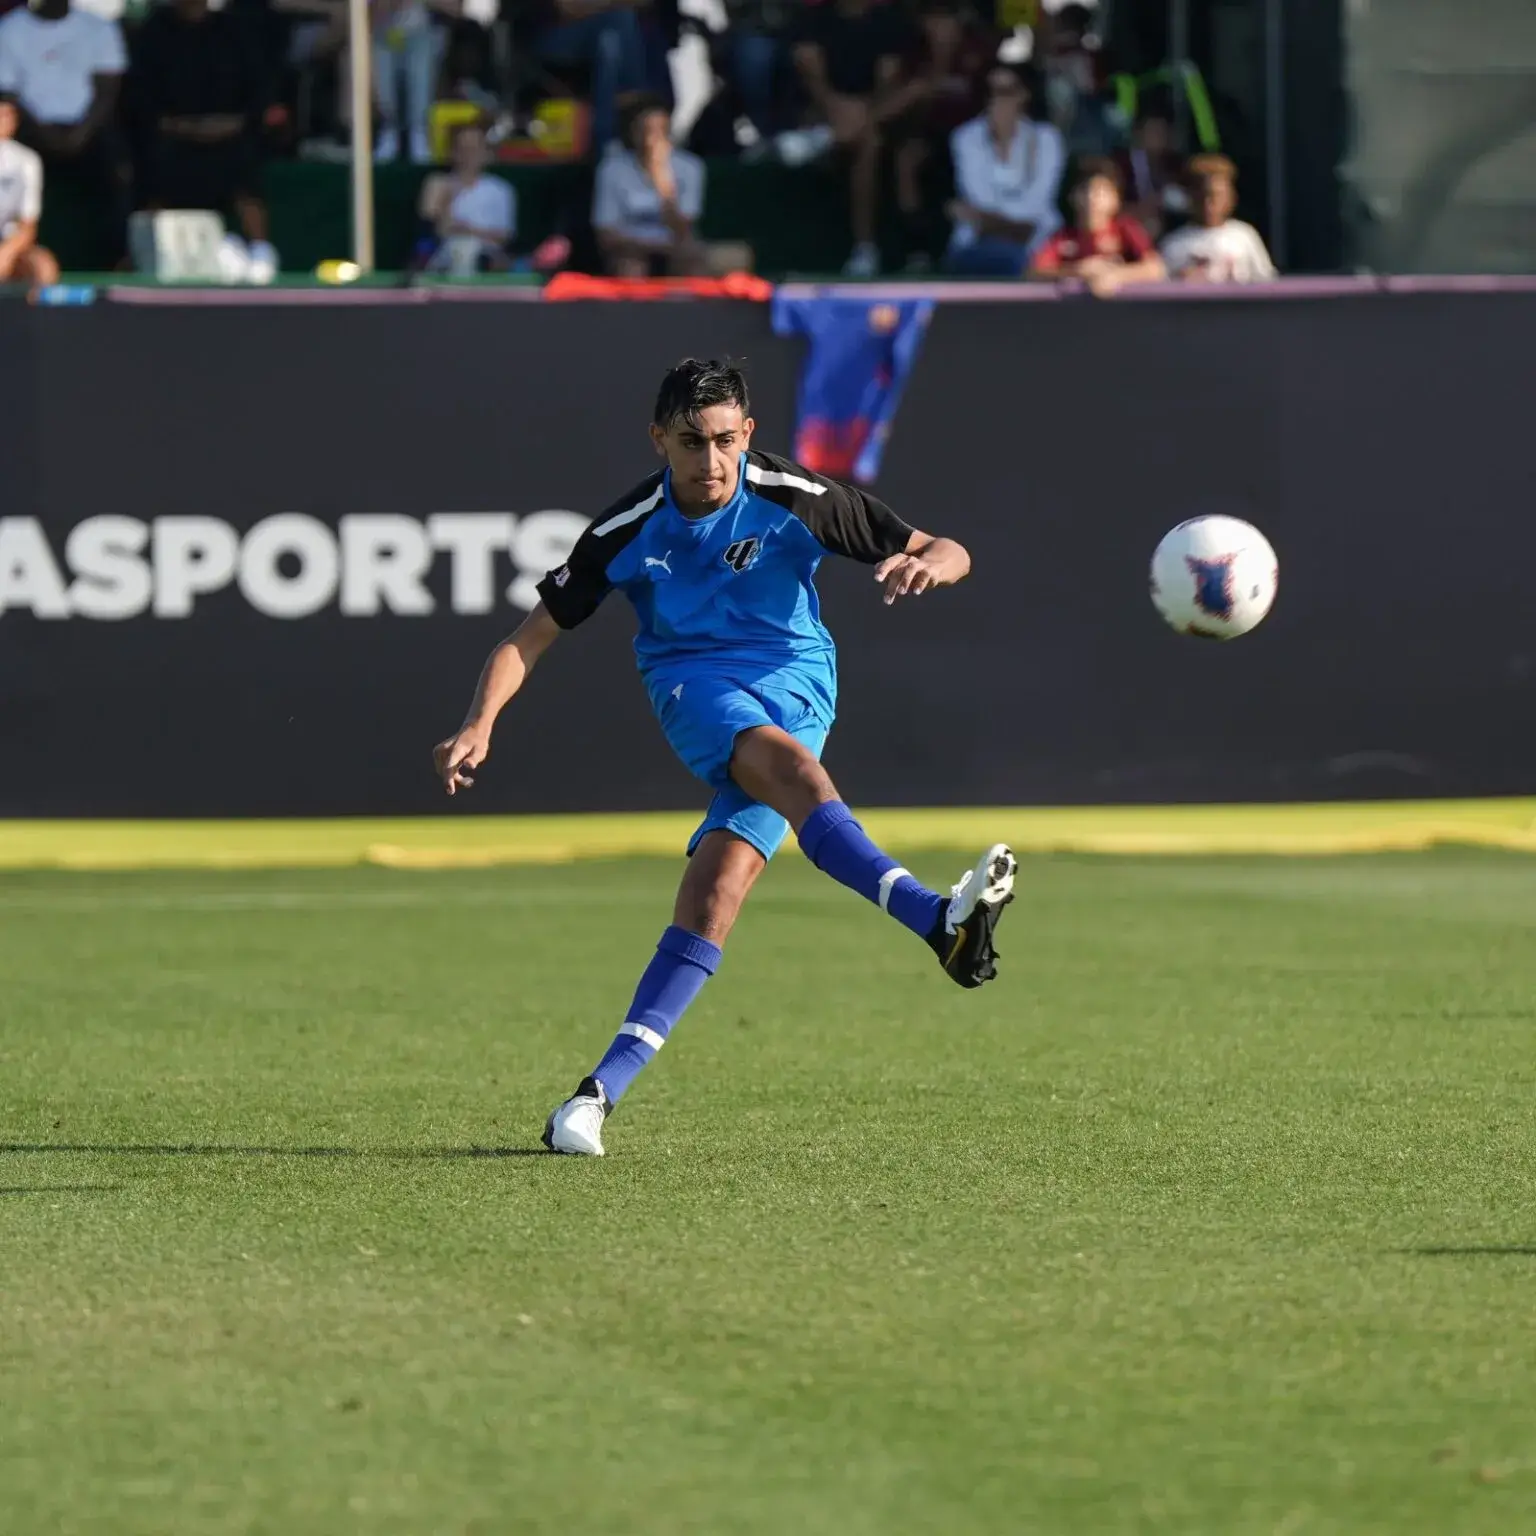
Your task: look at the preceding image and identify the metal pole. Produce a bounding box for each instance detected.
[348,0,375,272]
[1169,0,1190,147]
[1263,0,1287,269]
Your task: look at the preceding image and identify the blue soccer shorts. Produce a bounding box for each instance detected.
[653,673,832,861]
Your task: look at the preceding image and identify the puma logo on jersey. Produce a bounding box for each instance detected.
[644,553,673,575]
[723,537,761,573]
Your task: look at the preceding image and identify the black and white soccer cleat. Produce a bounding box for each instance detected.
[926,843,1017,989]
[542,1075,612,1156]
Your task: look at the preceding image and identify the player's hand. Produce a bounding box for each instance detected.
[433,725,491,795]
[874,552,939,605]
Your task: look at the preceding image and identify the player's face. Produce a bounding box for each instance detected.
[0,103,16,141]
[651,404,754,512]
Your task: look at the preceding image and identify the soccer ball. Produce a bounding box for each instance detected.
[1150,516,1278,639]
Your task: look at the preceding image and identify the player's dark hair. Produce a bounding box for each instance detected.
[0,91,19,110]
[653,359,750,430]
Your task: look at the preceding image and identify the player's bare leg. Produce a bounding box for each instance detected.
[673,830,768,945]
[731,725,1017,989]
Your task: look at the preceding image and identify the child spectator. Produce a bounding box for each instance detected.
[1030,154,1165,295]
[0,90,56,288]
[792,0,910,278]
[1159,154,1276,283]
[416,119,514,269]
[943,59,1063,276]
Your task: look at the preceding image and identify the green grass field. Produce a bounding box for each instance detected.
[2,850,1533,1534]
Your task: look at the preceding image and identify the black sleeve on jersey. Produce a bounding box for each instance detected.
[750,452,916,565]
[535,472,664,629]
[807,479,916,564]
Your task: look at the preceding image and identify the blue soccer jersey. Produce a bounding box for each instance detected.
[536,450,914,721]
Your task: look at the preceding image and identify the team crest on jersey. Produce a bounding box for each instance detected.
[722,537,761,573]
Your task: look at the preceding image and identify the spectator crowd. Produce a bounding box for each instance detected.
[0,0,1276,287]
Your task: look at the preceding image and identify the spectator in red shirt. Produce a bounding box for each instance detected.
[1031,155,1165,296]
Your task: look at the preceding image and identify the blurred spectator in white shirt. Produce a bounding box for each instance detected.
[0,91,57,289]
[1159,154,1276,284]
[593,94,750,277]
[0,0,128,265]
[416,119,514,269]
[944,61,1064,277]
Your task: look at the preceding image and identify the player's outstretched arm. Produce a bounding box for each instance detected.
[433,605,562,795]
[873,530,972,606]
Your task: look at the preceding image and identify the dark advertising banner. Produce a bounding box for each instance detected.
[1,294,1532,817]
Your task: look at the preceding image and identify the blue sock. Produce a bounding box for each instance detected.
[797,801,945,938]
[592,925,721,1104]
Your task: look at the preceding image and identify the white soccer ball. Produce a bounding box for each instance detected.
[1150,515,1278,639]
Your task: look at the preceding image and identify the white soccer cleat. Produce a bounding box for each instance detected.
[926,843,1018,988]
[542,1076,611,1156]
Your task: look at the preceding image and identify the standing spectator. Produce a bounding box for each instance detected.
[1119,101,1187,242]
[415,118,513,269]
[1030,155,1164,295]
[792,0,909,278]
[534,0,654,149]
[943,59,1063,276]
[1038,1,1111,154]
[133,0,278,275]
[373,0,458,164]
[1159,154,1276,283]
[593,92,748,276]
[0,0,129,267]
[890,0,997,268]
[0,90,57,288]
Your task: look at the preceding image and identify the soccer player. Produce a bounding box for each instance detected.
[432,359,1016,1156]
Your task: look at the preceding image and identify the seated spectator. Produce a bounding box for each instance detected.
[943,59,1063,277]
[1159,154,1276,283]
[792,0,910,279]
[133,0,278,275]
[0,90,57,288]
[1030,155,1164,295]
[417,120,512,269]
[372,0,458,165]
[415,117,571,274]
[890,0,997,268]
[593,92,749,276]
[534,0,656,149]
[1119,101,1187,243]
[0,0,129,268]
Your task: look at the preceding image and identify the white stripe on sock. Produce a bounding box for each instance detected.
[620,1021,666,1052]
[877,866,911,913]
